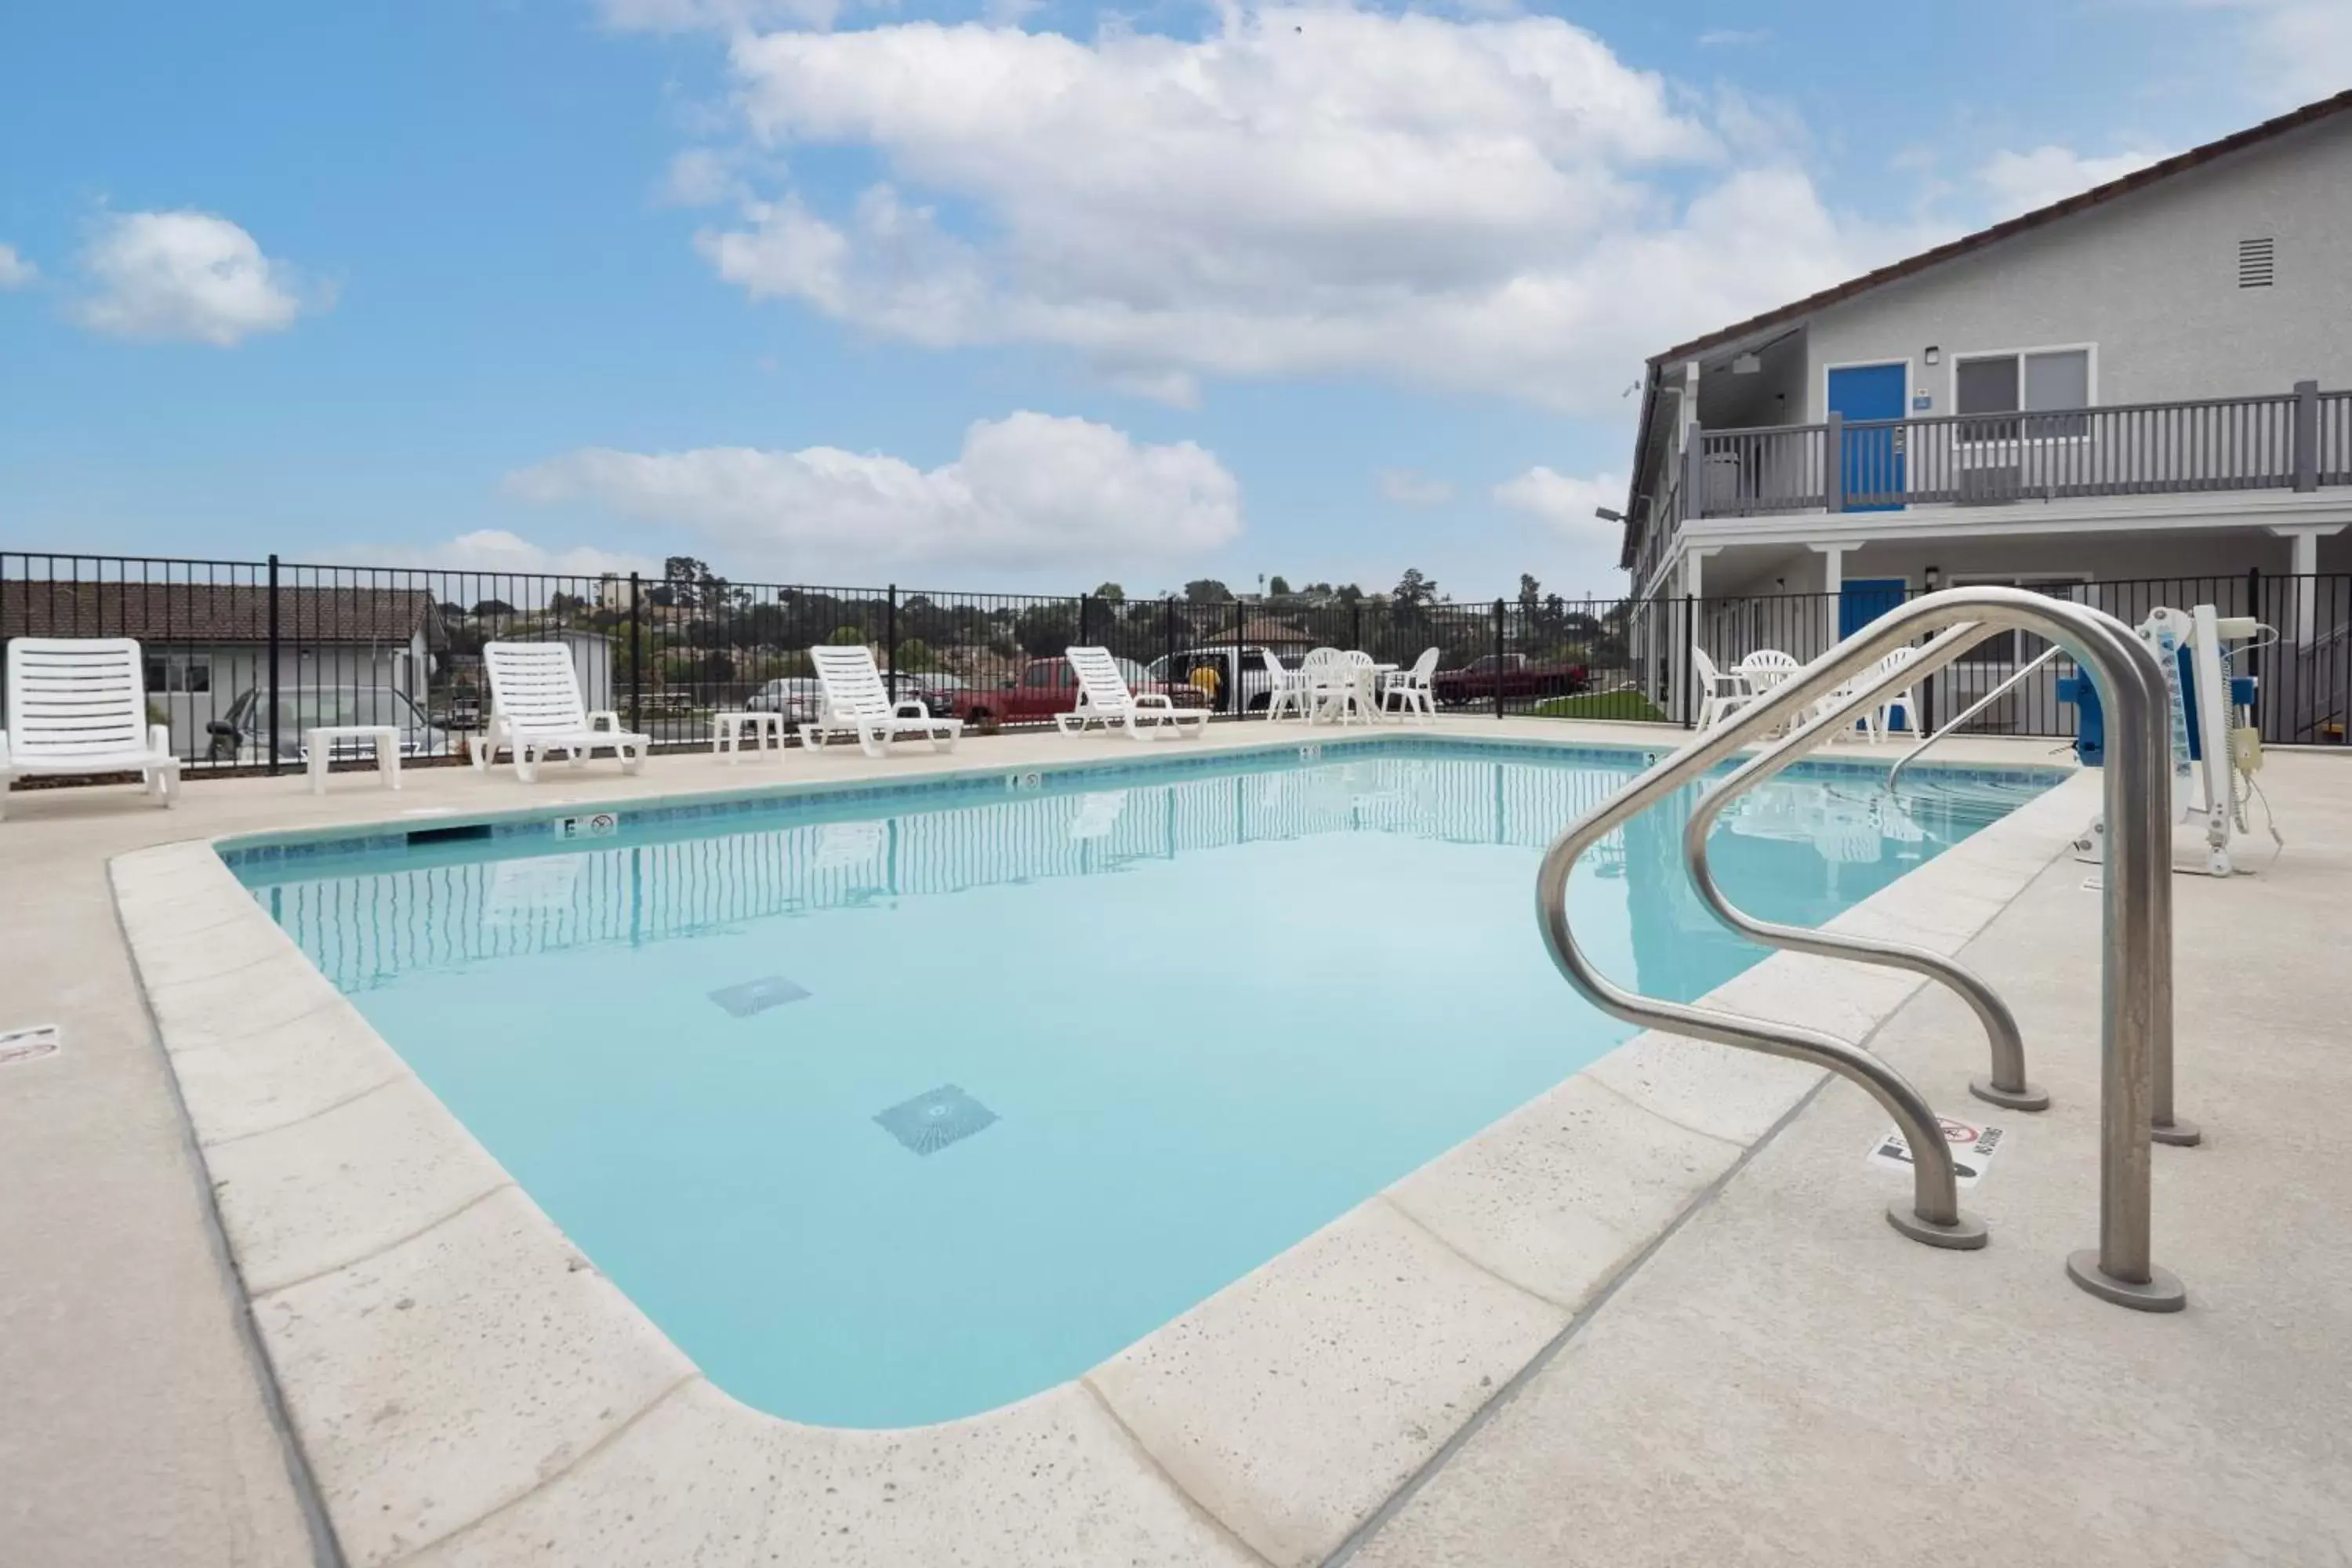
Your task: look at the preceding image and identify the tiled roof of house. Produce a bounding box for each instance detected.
[0,581,447,646]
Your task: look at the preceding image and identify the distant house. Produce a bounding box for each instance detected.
[0,582,447,754]
[1617,89,2352,669]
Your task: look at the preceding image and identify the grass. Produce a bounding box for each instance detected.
[1531,689,1668,723]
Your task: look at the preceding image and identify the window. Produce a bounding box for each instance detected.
[1952,579,2087,665]
[2238,237,2275,289]
[143,653,212,693]
[1954,348,2092,440]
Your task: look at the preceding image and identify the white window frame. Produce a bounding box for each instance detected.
[1948,343,2100,451]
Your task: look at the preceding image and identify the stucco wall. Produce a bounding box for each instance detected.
[1802,114,2352,420]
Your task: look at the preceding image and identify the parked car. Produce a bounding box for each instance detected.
[206,686,458,766]
[1138,645,1288,713]
[1431,653,1590,708]
[958,656,1207,725]
[745,677,825,724]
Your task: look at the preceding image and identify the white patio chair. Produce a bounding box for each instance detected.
[1869,647,1923,742]
[1,637,181,818]
[1691,647,1757,731]
[1262,649,1312,722]
[1057,646,1209,740]
[800,644,963,759]
[1735,648,1802,694]
[1380,647,1440,724]
[474,641,651,783]
[1313,651,1378,725]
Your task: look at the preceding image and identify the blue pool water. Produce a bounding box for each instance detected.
[233,742,2050,1428]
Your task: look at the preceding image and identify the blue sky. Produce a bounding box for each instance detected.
[1,0,2341,601]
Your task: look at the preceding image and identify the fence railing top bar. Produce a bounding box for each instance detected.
[1701,387,2328,441]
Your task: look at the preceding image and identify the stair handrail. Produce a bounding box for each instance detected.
[1682,622,2051,1112]
[1536,586,2187,1309]
[1886,643,2066,793]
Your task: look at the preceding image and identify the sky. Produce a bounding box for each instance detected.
[2,0,2346,603]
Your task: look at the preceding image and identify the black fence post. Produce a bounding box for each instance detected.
[885,583,899,702]
[1491,597,1505,720]
[1350,596,1362,652]
[266,553,281,775]
[1163,596,1176,682]
[1680,594,1696,729]
[1231,601,1243,716]
[627,572,642,737]
[1077,592,1091,649]
[2246,566,2263,731]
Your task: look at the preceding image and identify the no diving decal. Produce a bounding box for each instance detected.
[1869,1116,2005,1188]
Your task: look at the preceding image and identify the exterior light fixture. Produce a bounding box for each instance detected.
[1924,346,1941,366]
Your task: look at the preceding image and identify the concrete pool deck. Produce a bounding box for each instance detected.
[4,716,2347,1565]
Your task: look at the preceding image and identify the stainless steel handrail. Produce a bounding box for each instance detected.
[1682,621,2051,1114]
[1535,586,2187,1311]
[1886,644,2065,793]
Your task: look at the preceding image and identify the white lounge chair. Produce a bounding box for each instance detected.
[472,641,650,783]
[1,637,181,818]
[800,644,963,758]
[1056,645,1210,739]
[1691,647,1757,731]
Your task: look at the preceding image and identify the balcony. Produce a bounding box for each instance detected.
[1680,381,2351,522]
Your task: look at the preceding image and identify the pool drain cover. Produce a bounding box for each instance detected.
[710,976,811,1017]
[874,1084,998,1155]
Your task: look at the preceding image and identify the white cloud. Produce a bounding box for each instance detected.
[0,244,36,289]
[1975,146,2160,216]
[1494,466,1624,539]
[1377,468,1455,506]
[596,0,864,32]
[659,147,742,207]
[2198,0,2352,107]
[72,211,319,346]
[690,9,1922,412]
[345,529,652,580]
[503,411,1242,579]
[1697,27,1769,46]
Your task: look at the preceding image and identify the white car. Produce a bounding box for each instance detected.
[746,677,826,723]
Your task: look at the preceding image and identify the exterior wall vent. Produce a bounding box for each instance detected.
[2238,237,2276,289]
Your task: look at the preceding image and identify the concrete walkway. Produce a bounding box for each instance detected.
[1348,750,2352,1566]
[5,720,2345,1566]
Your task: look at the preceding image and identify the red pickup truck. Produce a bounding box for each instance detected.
[1431,653,1590,707]
[957,656,1210,726]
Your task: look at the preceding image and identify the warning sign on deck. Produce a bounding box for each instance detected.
[1868,1116,2004,1188]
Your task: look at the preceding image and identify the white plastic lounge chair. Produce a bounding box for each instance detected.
[472,641,650,783]
[1691,647,1757,731]
[1056,646,1209,740]
[1381,647,1440,723]
[800,644,962,759]
[1,637,180,818]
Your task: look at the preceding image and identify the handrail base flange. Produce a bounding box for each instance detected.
[2152,1118,2204,1148]
[2067,1250,2188,1312]
[1886,1203,1990,1250]
[1970,1076,2052,1112]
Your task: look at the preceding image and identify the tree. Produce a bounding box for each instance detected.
[662,555,719,610]
[1392,569,1439,612]
[826,625,868,645]
[1091,582,1126,603]
[470,598,516,617]
[1183,579,1232,604]
[1267,575,1292,597]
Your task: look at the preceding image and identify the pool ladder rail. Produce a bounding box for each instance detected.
[1534,586,2194,1312]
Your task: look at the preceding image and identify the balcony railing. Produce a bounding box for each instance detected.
[1682,381,2349,521]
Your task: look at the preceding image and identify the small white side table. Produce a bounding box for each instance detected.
[712,711,786,763]
[305,726,403,795]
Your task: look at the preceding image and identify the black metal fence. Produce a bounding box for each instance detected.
[0,552,1653,773]
[3,551,2345,775]
[1654,572,2351,745]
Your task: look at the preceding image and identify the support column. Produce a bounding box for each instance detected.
[1807,543,1850,597]
[2267,524,2347,643]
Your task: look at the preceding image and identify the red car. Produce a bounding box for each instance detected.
[960,656,1210,725]
[1431,653,1591,707]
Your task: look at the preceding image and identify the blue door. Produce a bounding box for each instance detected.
[1839,578,1907,638]
[1828,362,1906,510]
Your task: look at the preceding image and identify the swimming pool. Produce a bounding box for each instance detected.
[230,740,2051,1428]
